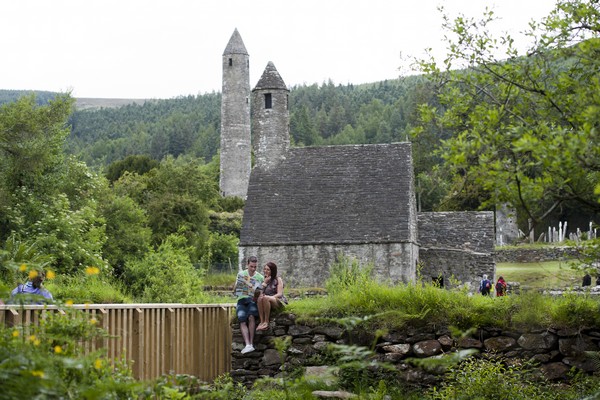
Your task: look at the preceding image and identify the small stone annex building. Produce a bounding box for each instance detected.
[219,29,495,290]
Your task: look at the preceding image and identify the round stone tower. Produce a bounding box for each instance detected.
[220,28,251,198]
[251,61,290,171]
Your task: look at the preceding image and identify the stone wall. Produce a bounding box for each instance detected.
[495,246,580,263]
[418,211,496,290]
[231,312,599,388]
[418,248,496,290]
[239,242,419,288]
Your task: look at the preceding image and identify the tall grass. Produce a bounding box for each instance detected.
[288,257,600,331]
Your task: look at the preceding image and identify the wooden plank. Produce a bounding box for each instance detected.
[131,308,144,379]
[164,308,175,374]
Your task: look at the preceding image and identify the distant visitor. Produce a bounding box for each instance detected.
[10,271,53,304]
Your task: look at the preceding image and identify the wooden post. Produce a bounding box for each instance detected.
[5,308,21,328]
[164,308,175,374]
[194,307,203,379]
[131,308,144,379]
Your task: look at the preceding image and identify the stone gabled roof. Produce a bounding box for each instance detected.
[223,28,248,56]
[253,62,288,91]
[240,143,416,245]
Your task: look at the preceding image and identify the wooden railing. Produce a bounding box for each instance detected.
[0,303,236,381]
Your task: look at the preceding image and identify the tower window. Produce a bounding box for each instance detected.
[264,93,272,109]
[229,58,233,66]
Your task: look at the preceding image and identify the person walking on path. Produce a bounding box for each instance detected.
[495,276,508,297]
[479,274,492,296]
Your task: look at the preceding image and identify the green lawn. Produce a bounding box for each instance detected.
[496,260,584,289]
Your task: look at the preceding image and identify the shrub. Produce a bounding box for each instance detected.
[0,308,141,399]
[122,234,206,303]
[325,255,374,295]
[430,358,548,400]
[46,273,130,304]
[199,231,239,271]
[550,291,600,329]
[217,196,245,213]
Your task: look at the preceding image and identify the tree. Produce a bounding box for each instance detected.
[290,105,320,146]
[0,94,108,273]
[113,156,219,264]
[413,0,600,231]
[122,234,204,303]
[105,154,159,183]
[0,94,71,192]
[99,191,152,277]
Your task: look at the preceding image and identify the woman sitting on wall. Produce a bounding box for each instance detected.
[256,261,287,330]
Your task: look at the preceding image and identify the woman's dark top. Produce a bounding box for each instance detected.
[264,277,280,296]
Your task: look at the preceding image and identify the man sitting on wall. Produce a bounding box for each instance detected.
[233,256,264,354]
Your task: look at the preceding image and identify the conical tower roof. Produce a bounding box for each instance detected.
[223,28,248,55]
[253,62,288,91]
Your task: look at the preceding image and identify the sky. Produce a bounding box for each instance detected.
[0,0,558,99]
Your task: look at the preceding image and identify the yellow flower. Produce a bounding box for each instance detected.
[19,264,27,272]
[28,335,40,346]
[85,266,100,275]
[65,300,74,307]
[89,318,98,325]
[28,270,38,279]
[31,370,45,378]
[54,345,62,354]
[94,358,103,369]
[46,270,56,280]
[12,330,19,338]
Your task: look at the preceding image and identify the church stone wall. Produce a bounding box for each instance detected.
[239,242,419,288]
[418,211,495,290]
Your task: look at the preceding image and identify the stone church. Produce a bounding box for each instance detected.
[219,29,495,290]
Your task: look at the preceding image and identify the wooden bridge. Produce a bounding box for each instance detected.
[0,303,236,381]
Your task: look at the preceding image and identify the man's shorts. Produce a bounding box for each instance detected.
[236,297,258,323]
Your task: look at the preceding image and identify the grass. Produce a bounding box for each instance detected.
[288,278,600,331]
[286,257,600,331]
[203,272,236,288]
[496,260,584,289]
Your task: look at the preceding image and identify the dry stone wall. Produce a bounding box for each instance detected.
[495,246,580,263]
[231,312,599,388]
